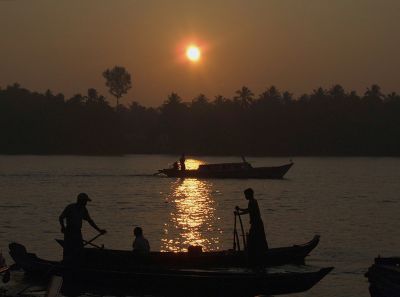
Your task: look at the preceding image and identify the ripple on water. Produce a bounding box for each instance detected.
[1,155,400,297]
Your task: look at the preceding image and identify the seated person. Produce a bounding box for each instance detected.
[132,226,150,253]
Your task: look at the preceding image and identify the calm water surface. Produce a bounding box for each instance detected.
[1,155,400,297]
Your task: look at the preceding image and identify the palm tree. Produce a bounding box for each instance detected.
[234,86,254,108]
[310,87,328,103]
[329,84,346,100]
[258,86,281,105]
[364,84,383,103]
[282,91,293,105]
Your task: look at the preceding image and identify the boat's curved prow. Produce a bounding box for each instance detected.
[279,162,294,178]
[9,242,27,259]
[319,266,334,277]
[8,242,29,271]
[295,267,334,293]
[292,235,319,251]
[314,267,334,285]
[298,235,320,259]
[303,235,320,250]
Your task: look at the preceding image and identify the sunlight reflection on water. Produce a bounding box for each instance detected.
[161,159,221,252]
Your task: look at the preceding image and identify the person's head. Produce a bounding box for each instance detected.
[134,226,143,237]
[77,192,91,206]
[244,188,254,200]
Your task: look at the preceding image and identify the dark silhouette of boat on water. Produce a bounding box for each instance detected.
[11,235,319,270]
[59,234,319,267]
[365,257,400,297]
[9,241,332,297]
[158,159,294,179]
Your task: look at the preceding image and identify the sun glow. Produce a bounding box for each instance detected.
[186,45,201,62]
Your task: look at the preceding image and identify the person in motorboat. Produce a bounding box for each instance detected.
[132,226,150,253]
[179,153,186,171]
[235,188,268,266]
[172,161,179,170]
[59,193,107,264]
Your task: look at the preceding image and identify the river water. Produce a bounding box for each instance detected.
[0,155,399,297]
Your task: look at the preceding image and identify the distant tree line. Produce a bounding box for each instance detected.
[1,82,400,156]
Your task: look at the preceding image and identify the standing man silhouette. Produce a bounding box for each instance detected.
[236,188,268,266]
[59,193,106,264]
[179,153,186,171]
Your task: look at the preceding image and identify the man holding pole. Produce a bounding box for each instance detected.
[59,193,106,264]
[235,188,268,267]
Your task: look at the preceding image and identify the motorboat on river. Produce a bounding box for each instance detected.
[158,160,293,179]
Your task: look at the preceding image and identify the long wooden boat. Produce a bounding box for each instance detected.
[54,235,320,267]
[365,257,400,297]
[9,243,332,296]
[158,161,293,179]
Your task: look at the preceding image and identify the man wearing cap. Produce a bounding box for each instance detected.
[59,193,106,264]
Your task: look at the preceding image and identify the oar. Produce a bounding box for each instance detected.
[83,232,104,247]
[56,232,105,249]
[236,211,247,250]
[233,211,237,251]
[233,211,241,251]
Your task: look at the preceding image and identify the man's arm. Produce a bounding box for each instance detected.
[235,206,249,215]
[59,208,67,233]
[85,211,106,234]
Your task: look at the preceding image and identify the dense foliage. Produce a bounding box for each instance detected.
[1,83,400,156]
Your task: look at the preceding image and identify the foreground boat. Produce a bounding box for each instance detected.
[158,161,293,179]
[53,235,320,268]
[0,251,11,284]
[9,243,332,297]
[366,257,400,297]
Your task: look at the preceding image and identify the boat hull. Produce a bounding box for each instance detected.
[53,235,320,268]
[62,267,333,297]
[9,243,332,297]
[159,162,293,179]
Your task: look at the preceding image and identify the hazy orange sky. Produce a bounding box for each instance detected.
[1,0,399,106]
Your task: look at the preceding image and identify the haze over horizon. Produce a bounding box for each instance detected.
[1,0,399,106]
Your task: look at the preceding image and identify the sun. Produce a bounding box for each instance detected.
[186,45,201,62]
